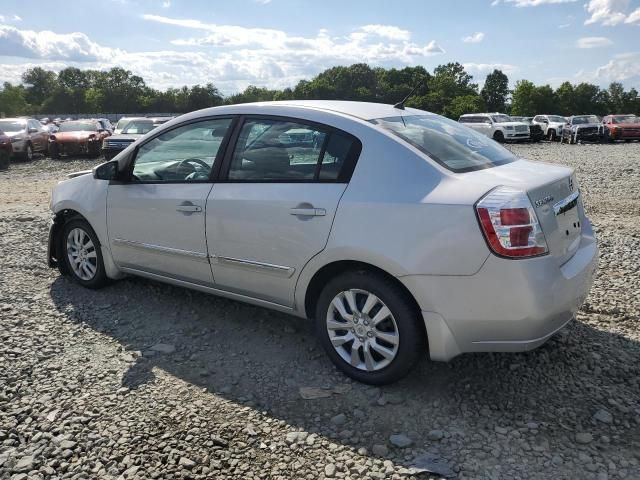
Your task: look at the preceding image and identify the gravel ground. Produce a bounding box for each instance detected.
[0,143,639,480]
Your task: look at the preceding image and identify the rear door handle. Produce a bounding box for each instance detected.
[290,207,326,217]
[176,204,202,213]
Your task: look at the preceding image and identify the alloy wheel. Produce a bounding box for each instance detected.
[66,227,98,281]
[326,289,399,372]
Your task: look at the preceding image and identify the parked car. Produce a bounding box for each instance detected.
[510,116,544,142]
[102,118,157,160]
[49,120,111,159]
[560,115,603,144]
[0,130,12,170]
[458,113,530,142]
[531,115,567,141]
[601,114,640,142]
[147,116,175,126]
[0,118,49,160]
[48,101,598,384]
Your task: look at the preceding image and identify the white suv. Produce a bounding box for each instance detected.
[532,115,567,141]
[459,113,530,143]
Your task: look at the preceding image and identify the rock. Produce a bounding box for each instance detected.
[330,413,347,425]
[151,343,176,354]
[59,440,77,450]
[495,426,509,435]
[575,432,593,444]
[389,434,413,448]
[593,409,613,424]
[13,456,35,472]
[372,444,389,456]
[178,457,196,469]
[299,387,332,400]
[409,453,455,478]
[324,463,336,477]
[428,429,444,441]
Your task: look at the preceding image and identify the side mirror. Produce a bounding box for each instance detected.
[94,160,119,181]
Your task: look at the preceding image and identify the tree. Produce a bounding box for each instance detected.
[481,70,509,112]
[22,67,57,111]
[555,82,574,116]
[0,82,30,116]
[442,94,486,119]
[425,62,478,114]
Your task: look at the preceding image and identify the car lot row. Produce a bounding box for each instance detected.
[459,113,640,144]
[0,116,174,170]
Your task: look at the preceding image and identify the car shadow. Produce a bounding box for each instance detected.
[49,275,640,478]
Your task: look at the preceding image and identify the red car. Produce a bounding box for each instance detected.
[602,114,640,142]
[49,120,111,159]
[0,130,12,170]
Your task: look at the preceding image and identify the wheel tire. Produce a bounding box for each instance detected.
[24,143,33,161]
[88,141,101,158]
[49,145,60,160]
[548,130,556,141]
[0,150,9,170]
[570,133,576,145]
[61,218,108,289]
[314,271,425,385]
[493,131,505,143]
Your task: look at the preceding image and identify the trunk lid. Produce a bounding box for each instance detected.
[461,159,584,265]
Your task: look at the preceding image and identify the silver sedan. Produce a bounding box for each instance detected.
[48,101,598,384]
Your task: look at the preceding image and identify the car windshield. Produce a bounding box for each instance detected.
[115,118,133,130]
[612,115,638,124]
[491,115,512,123]
[547,115,566,122]
[59,122,97,132]
[372,114,516,173]
[572,116,598,125]
[122,121,155,134]
[0,120,26,132]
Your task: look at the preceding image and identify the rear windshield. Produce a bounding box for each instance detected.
[371,114,516,173]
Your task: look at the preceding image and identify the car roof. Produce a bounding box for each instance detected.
[188,101,433,122]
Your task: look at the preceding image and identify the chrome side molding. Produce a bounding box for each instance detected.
[210,255,295,278]
[112,238,209,263]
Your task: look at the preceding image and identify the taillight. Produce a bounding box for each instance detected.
[476,186,548,258]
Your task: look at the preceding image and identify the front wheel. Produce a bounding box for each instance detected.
[61,219,108,289]
[0,150,9,170]
[547,129,556,141]
[315,271,425,385]
[493,131,505,143]
[23,143,33,161]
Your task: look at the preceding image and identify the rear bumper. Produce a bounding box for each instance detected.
[401,219,598,361]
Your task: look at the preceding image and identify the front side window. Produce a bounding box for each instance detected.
[123,121,155,135]
[131,118,232,183]
[491,115,511,123]
[227,118,359,182]
[372,114,516,173]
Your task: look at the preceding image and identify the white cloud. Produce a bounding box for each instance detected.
[625,7,640,24]
[254,0,272,3]
[360,24,411,41]
[594,52,640,84]
[0,25,120,61]
[0,14,22,23]
[0,20,445,93]
[584,0,634,26]
[162,1,170,8]
[576,36,614,48]
[462,32,485,43]
[558,22,571,27]
[492,0,577,6]
[462,62,518,75]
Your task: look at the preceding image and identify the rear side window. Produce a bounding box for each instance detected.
[227,118,360,182]
[372,114,515,173]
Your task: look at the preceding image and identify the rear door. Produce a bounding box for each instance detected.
[107,117,234,285]
[206,116,361,307]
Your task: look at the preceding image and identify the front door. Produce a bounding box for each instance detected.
[107,117,234,285]
[206,116,361,307]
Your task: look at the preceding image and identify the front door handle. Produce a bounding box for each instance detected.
[176,204,202,213]
[290,207,326,217]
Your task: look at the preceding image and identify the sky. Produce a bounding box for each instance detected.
[0,0,639,94]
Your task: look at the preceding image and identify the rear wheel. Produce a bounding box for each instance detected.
[61,219,108,289]
[315,271,424,385]
[49,144,60,160]
[493,131,505,143]
[23,143,33,161]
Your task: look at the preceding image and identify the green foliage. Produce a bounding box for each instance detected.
[1,63,639,119]
[481,69,509,112]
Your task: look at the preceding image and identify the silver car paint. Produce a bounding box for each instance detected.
[50,101,598,363]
